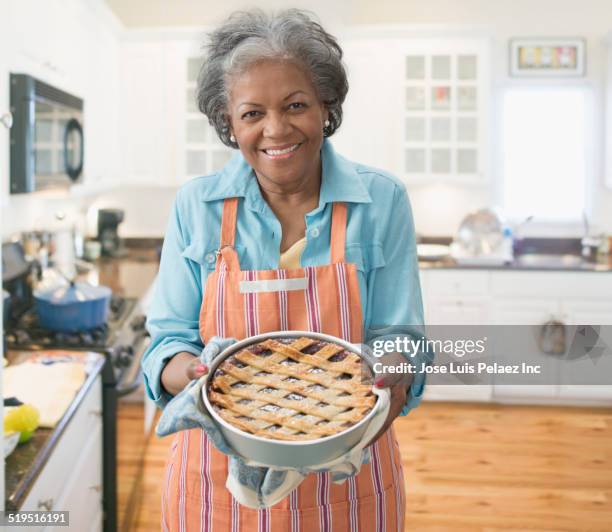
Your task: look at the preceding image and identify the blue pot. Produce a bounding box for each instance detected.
[34,282,112,332]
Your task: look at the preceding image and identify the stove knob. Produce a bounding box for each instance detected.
[115,346,134,368]
[16,330,30,345]
[130,315,147,332]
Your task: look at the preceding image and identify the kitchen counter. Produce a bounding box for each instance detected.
[89,245,160,298]
[4,352,105,511]
[4,244,161,512]
[418,256,612,272]
[417,236,612,272]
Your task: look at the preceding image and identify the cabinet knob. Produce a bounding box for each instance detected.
[89,485,102,492]
[89,409,103,417]
[1,112,13,129]
[38,498,54,511]
[538,319,566,355]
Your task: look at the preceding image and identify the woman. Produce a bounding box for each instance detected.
[143,8,427,531]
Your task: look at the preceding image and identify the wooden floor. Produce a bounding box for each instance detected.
[133,402,612,531]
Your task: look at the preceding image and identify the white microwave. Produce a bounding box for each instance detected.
[10,74,84,193]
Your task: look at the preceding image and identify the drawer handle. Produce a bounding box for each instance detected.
[89,409,102,417]
[89,485,102,492]
[38,498,54,511]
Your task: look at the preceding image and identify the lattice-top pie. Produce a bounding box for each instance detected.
[208,337,376,441]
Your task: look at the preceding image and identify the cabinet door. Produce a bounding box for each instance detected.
[46,423,103,532]
[21,378,102,512]
[426,295,489,325]
[606,37,612,188]
[491,298,560,403]
[400,38,489,184]
[557,299,612,404]
[333,38,403,176]
[120,42,167,184]
[423,296,492,402]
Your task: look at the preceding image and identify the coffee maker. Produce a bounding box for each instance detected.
[97,209,127,257]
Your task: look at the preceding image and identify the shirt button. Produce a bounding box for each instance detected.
[205,253,216,264]
[309,227,320,238]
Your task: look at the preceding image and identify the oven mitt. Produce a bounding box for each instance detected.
[156,336,390,509]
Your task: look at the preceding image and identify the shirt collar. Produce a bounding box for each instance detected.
[199,139,372,210]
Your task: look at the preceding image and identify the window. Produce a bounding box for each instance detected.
[501,87,588,221]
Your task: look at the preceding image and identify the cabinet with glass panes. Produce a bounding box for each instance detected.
[184,56,233,180]
[403,39,489,183]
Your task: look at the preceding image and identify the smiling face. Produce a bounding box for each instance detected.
[226,59,328,194]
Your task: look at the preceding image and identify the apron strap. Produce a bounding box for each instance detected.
[216,198,241,271]
[330,202,347,263]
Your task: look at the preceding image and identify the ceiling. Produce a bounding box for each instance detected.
[103,0,353,28]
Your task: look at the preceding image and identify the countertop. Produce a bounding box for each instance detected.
[4,352,105,510]
[418,256,612,272]
[417,236,612,272]
[4,245,160,510]
[89,246,160,298]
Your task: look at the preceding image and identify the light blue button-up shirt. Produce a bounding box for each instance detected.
[143,139,432,415]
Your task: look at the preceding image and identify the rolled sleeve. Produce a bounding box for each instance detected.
[141,190,205,409]
[364,184,433,416]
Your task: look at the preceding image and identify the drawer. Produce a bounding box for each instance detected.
[423,270,490,297]
[46,423,103,532]
[491,271,612,298]
[21,376,102,512]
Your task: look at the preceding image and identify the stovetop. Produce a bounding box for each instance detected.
[4,295,138,351]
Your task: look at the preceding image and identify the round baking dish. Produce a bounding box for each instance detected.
[202,331,383,468]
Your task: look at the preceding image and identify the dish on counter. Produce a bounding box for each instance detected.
[417,243,451,261]
[4,432,20,458]
[202,331,380,468]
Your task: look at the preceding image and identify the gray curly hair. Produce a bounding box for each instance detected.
[196,9,348,148]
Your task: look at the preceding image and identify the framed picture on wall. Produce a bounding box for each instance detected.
[509,38,586,77]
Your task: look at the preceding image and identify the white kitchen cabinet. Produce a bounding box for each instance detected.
[119,41,167,186]
[420,269,493,402]
[557,298,612,404]
[118,36,234,186]
[490,297,561,404]
[489,273,612,405]
[606,31,612,189]
[50,423,103,532]
[334,35,490,185]
[20,376,103,531]
[420,269,612,406]
[182,51,233,182]
[333,38,404,176]
[400,38,490,184]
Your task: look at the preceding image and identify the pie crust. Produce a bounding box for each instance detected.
[208,337,376,441]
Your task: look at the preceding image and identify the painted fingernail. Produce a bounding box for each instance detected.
[196,364,208,373]
[374,377,385,387]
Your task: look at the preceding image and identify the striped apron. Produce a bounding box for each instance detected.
[162,197,406,531]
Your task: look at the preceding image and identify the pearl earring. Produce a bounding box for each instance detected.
[230,134,236,143]
[324,119,330,128]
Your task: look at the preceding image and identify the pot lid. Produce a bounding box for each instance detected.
[34,282,112,305]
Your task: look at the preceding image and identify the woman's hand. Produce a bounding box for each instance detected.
[160,338,237,398]
[365,352,413,447]
[160,352,209,397]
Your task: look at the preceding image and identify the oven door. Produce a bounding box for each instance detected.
[115,332,151,532]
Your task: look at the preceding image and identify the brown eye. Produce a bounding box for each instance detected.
[242,110,260,119]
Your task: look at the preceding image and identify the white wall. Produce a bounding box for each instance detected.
[1,0,123,239]
[100,0,612,238]
[350,0,612,236]
[3,0,612,239]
